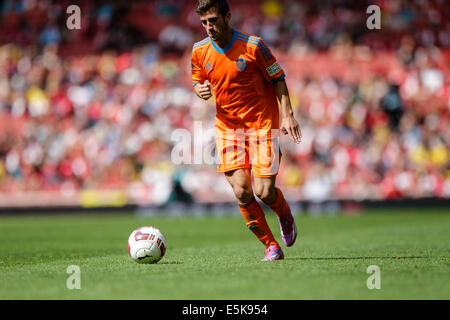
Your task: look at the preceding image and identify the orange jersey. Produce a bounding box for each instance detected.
[191,28,285,138]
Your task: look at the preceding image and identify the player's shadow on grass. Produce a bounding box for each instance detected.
[285,256,432,260]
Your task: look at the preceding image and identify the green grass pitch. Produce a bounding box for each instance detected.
[0,208,449,299]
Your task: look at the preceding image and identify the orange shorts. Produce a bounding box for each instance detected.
[216,129,281,177]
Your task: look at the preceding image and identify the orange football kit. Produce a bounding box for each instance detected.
[191,28,286,177]
[191,29,295,253]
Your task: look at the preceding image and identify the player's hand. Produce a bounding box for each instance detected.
[280,115,302,144]
[196,80,213,100]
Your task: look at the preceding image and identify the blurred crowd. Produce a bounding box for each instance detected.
[0,0,449,204]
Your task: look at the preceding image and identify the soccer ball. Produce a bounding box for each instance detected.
[127,226,167,264]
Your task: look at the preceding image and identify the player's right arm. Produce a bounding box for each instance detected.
[191,47,212,100]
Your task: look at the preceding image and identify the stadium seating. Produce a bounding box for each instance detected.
[0,0,448,205]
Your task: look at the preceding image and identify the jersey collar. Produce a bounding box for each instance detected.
[210,28,237,54]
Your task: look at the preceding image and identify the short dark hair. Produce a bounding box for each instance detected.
[195,0,230,17]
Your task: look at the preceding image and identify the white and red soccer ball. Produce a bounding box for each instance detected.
[127,226,167,264]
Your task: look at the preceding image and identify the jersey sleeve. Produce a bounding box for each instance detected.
[253,38,285,84]
[191,48,206,87]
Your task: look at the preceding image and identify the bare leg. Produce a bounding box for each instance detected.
[224,168,280,250]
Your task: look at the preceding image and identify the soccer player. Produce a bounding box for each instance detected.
[191,0,302,261]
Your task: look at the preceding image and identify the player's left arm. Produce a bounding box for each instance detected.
[253,38,301,143]
[273,79,302,144]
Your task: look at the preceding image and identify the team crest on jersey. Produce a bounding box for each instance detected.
[236,58,246,72]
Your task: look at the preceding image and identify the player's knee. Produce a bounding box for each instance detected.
[233,185,253,203]
[255,186,276,204]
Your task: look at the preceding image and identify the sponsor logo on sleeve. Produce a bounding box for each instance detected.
[266,61,281,77]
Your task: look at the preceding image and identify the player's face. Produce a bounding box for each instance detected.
[199,8,230,42]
